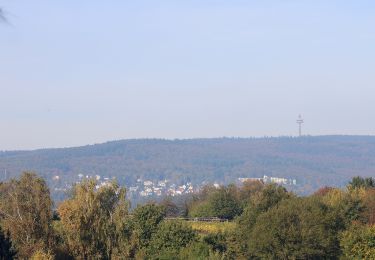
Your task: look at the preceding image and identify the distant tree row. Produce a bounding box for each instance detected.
[1,173,375,259]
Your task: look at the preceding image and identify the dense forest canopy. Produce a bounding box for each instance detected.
[1,136,375,203]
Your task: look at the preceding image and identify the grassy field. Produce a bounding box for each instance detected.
[187,221,236,235]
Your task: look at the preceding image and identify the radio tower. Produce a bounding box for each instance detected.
[296,115,304,137]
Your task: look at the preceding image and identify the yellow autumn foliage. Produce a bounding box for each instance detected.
[188,221,236,235]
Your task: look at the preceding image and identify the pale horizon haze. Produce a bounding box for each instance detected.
[1,0,375,150]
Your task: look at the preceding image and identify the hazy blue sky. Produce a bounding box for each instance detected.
[1,0,375,150]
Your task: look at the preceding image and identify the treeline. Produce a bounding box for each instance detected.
[1,173,375,259]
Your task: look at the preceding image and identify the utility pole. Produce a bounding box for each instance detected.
[296,115,304,137]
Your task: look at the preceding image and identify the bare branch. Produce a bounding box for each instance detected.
[0,8,7,22]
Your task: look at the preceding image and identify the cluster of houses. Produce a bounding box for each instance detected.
[51,174,196,198]
[129,179,195,197]
[51,173,297,198]
[238,175,297,186]
[51,173,116,192]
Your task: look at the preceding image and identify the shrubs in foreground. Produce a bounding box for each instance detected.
[1,173,375,259]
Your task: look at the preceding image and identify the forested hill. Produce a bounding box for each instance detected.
[1,136,375,195]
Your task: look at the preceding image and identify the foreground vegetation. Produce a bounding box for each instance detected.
[1,173,375,259]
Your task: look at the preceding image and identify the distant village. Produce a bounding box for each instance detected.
[129,179,195,197]
[51,174,196,198]
[51,173,297,198]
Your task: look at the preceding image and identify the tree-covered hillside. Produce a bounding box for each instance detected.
[1,136,375,201]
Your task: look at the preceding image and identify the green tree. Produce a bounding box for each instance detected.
[147,221,196,258]
[0,172,54,258]
[321,188,364,226]
[203,233,227,254]
[251,184,292,213]
[340,222,375,259]
[209,186,242,220]
[131,203,166,250]
[348,176,375,190]
[231,184,292,258]
[248,197,342,259]
[58,179,129,259]
[189,185,242,220]
[237,180,264,207]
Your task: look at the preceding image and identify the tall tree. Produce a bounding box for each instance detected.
[237,184,292,233]
[188,185,242,219]
[131,203,166,249]
[208,186,242,220]
[0,172,54,258]
[238,180,264,206]
[58,179,129,259]
[231,184,292,258]
[321,188,364,226]
[248,197,342,259]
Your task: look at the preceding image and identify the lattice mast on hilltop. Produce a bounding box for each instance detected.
[296,115,304,137]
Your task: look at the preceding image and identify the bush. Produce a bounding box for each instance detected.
[179,241,210,260]
[147,221,196,257]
